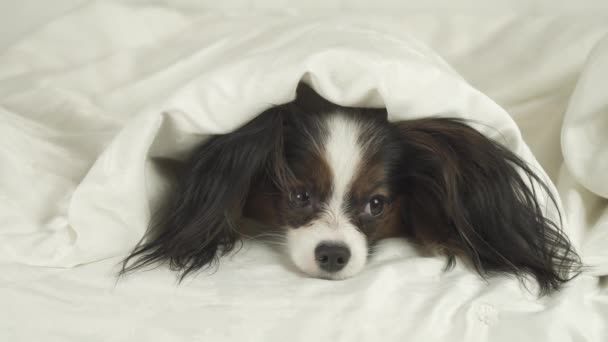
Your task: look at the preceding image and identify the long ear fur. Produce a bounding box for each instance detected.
[120,108,288,280]
[392,118,581,295]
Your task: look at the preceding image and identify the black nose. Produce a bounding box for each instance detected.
[315,243,351,273]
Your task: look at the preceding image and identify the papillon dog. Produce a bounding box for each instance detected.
[121,83,581,295]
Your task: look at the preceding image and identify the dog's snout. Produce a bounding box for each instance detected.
[315,243,351,272]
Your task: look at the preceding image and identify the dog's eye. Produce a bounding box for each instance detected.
[364,196,386,217]
[290,189,311,208]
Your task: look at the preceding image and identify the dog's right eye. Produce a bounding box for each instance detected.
[290,189,311,208]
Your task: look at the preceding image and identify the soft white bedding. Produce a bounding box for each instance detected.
[1,1,607,341]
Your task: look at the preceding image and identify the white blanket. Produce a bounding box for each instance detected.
[1,1,607,341]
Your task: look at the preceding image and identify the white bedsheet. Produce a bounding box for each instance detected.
[1,1,607,341]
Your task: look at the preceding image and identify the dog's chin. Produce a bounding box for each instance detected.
[297,266,364,281]
[314,271,358,281]
[289,254,368,281]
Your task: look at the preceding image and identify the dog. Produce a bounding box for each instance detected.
[121,83,581,295]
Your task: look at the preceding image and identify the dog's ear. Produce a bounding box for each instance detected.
[120,107,289,280]
[293,82,388,119]
[293,82,336,113]
[390,118,581,295]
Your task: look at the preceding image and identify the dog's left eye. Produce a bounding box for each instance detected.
[364,196,386,217]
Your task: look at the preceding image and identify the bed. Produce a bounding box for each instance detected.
[1,1,607,341]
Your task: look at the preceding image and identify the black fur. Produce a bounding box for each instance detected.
[120,108,288,280]
[120,84,581,295]
[391,118,581,295]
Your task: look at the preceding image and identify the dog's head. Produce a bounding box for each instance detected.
[252,107,403,279]
[121,84,580,295]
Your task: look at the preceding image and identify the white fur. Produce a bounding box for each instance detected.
[287,223,368,279]
[286,113,369,279]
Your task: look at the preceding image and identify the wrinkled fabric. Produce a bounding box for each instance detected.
[0,1,540,268]
[1,1,607,342]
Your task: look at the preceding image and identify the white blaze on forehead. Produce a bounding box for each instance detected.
[324,113,363,213]
[285,113,370,280]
